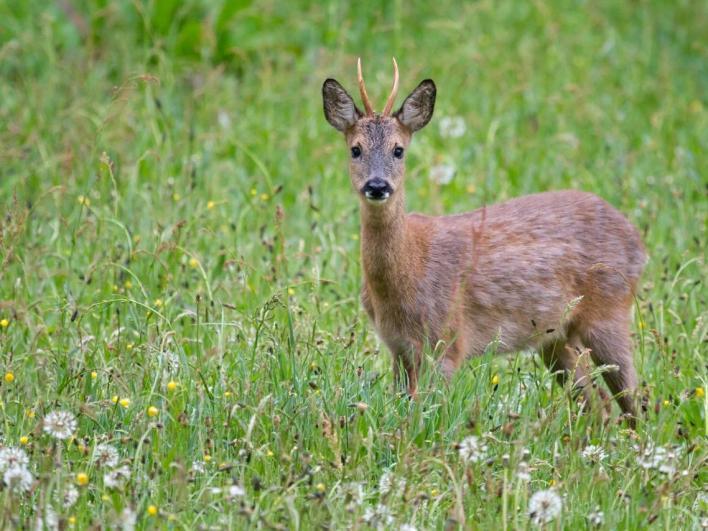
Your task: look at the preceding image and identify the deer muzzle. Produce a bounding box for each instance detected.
[362,178,393,203]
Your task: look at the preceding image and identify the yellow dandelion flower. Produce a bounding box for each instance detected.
[287,287,295,296]
[663,399,670,407]
[19,436,29,445]
[204,454,212,462]
[26,409,35,419]
[172,192,181,202]
[315,482,325,493]
[119,398,130,408]
[91,371,97,379]
[147,406,159,417]
[4,372,14,383]
[124,280,132,289]
[431,488,439,497]
[167,380,178,392]
[101,494,110,502]
[111,395,119,404]
[260,193,269,202]
[491,374,500,385]
[266,450,274,457]
[154,298,163,308]
[68,516,76,525]
[147,505,158,516]
[126,343,134,351]
[207,200,216,209]
[77,195,90,207]
[224,391,232,398]
[76,472,89,486]
[0,318,9,328]
[697,387,705,399]
[250,188,257,197]
[189,258,199,268]
[549,479,556,487]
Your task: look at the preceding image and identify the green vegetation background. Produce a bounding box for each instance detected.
[0,0,706,529]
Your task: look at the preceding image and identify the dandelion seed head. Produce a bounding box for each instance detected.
[528,489,562,525]
[93,444,120,468]
[0,447,29,472]
[363,504,394,529]
[104,465,131,489]
[439,116,466,138]
[587,506,604,527]
[581,444,608,463]
[4,465,33,493]
[458,435,488,463]
[43,410,77,440]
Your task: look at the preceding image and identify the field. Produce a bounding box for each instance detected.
[0,0,706,529]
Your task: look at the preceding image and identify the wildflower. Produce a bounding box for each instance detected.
[124,280,132,289]
[35,506,59,531]
[77,195,90,206]
[260,193,269,202]
[517,461,531,481]
[491,374,499,385]
[697,387,705,399]
[188,258,199,268]
[636,444,680,475]
[172,193,181,202]
[191,460,205,474]
[587,506,604,527]
[207,200,216,210]
[119,398,130,408]
[430,164,455,185]
[119,507,137,531]
[315,482,326,493]
[147,406,159,418]
[68,516,76,525]
[75,472,89,486]
[457,435,488,463]
[19,436,29,445]
[167,380,178,392]
[90,371,98,379]
[4,371,14,383]
[378,470,406,496]
[43,410,77,440]
[0,447,29,471]
[147,505,158,516]
[0,318,9,328]
[62,485,80,508]
[93,444,120,468]
[227,484,246,499]
[439,116,466,138]
[528,489,562,525]
[581,445,608,463]
[154,298,163,308]
[343,481,365,506]
[104,465,131,489]
[363,504,394,528]
[3,465,33,493]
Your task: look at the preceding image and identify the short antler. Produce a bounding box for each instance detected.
[382,57,399,116]
[357,58,374,117]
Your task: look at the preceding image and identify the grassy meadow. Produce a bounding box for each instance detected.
[0,0,706,528]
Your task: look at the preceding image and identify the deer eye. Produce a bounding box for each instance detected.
[351,146,362,159]
[393,146,404,159]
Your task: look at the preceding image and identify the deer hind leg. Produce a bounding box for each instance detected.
[391,343,422,397]
[580,317,638,426]
[540,335,596,406]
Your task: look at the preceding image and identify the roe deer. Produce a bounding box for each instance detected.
[322,58,646,425]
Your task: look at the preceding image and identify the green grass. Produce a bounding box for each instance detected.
[0,0,706,528]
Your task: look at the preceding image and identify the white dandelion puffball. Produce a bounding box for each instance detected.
[528,489,562,525]
[363,504,394,528]
[104,465,131,489]
[458,435,488,463]
[227,484,246,499]
[439,116,466,138]
[93,444,120,468]
[430,164,456,185]
[581,444,608,463]
[62,485,80,508]
[3,465,33,493]
[43,410,77,440]
[0,447,29,472]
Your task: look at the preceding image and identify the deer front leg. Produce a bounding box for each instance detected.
[392,342,422,397]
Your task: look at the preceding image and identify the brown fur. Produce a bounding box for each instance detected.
[323,73,646,425]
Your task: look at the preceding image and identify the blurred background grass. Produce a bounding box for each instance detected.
[0,0,706,528]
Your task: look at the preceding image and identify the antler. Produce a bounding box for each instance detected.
[357,58,374,117]
[382,57,399,116]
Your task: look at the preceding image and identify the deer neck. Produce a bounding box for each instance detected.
[359,191,412,295]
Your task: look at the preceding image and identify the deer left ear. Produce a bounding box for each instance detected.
[395,80,436,132]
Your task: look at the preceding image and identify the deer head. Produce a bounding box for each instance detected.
[322,58,436,206]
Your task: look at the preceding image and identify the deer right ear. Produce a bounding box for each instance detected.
[395,79,436,132]
[322,79,362,132]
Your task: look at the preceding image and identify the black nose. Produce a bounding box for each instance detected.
[362,178,393,200]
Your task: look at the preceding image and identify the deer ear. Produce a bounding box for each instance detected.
[395,79,436,132]
[322,79,362,132]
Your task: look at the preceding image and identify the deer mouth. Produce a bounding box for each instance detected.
[362,179,393,203]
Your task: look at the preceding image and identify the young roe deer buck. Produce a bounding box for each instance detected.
[322,59,646,424]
